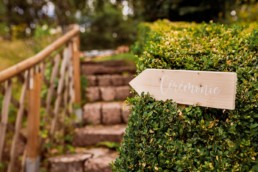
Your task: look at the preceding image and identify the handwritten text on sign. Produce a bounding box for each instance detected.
[129,69,237,110]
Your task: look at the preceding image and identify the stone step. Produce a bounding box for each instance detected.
[81,60,136,75]
[86,74,134,87]
[73,125,126,147]
[84,149,118,172]
[48,148,118,172]
[83,102,131,125]
[48,154,92,172]
[86,86,131,102]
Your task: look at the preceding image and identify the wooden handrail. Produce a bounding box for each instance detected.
[0,24,81,172]
[0,25,80,83]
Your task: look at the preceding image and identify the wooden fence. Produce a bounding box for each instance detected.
[0,25,81,172]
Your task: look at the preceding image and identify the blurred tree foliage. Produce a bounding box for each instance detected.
[224,0,258,23]
[0,0,49,38]
[80,1,137,50]
[0,0,257,49]
[51,0,88,28]
[130,0,258,22]
[130,0,226,22]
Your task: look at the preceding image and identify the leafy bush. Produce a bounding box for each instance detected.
[114,20,258,171]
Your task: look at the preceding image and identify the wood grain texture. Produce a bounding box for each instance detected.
[0,80,12,161]
[72,37,81,104]
[26,70,42,159]
[50,46,70,134]
[8,72,28,172]
[68,58,75,114]
[46,54,61,115]
[130,69,237,110]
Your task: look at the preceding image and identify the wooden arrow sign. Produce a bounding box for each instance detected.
[130,69,237,110]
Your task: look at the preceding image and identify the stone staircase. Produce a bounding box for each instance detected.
[48,60,135,172]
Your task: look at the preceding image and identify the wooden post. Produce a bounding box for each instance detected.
[46,54,61,115]
[0,80,12,162]
[72,35,82,122]
[8,72,28,172]
[72,35,81,105]
[50,46,70,134]
[26,69,42,172]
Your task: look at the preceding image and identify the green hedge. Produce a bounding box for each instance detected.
[113,20,258,171]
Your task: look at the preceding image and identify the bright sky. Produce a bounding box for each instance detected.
[122,0,133,16]
[42,1,55,17]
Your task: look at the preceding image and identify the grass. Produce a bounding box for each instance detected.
[0,39,34,71]
[0,34,60,71]
[93,52,138,63]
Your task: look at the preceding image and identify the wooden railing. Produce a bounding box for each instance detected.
[0,25,81,172]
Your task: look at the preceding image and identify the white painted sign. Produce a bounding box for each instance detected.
[129,69,237,110]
